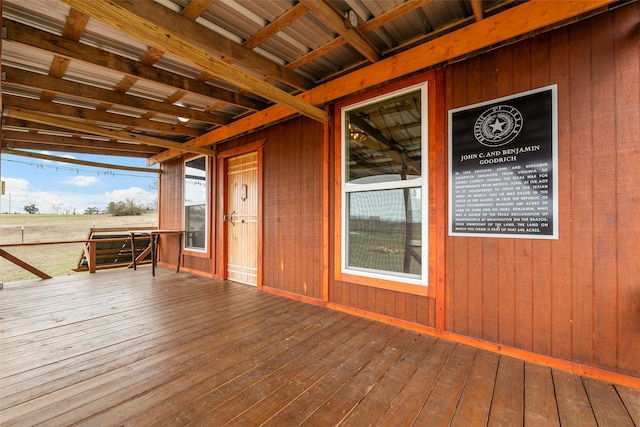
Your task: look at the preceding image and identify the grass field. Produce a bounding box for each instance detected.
[0,213,157,283]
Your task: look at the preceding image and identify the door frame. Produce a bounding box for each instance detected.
[216,140,264,288]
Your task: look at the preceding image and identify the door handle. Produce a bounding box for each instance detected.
[224,210,236,226]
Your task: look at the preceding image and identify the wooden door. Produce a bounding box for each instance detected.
[226,152,258,286]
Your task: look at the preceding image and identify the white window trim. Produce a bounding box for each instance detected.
[341,82,429,287]
[184,155,208,253]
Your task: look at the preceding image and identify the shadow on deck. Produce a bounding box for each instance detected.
[1,268,638,426]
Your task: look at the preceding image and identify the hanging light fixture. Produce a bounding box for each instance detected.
[175,101,190,123]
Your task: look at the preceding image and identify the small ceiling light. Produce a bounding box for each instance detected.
[175,101,190,123]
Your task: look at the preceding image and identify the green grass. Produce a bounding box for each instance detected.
[0,213,157,283]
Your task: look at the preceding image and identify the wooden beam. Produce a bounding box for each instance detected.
[301,0,380,63]
[148,0,615,164]
[1,140,154,158]
[3,94,201,138]
[1,148,161,173]
[62,0,328,124]
[244,3,309,50]
[470,0,484,21]
[2,131,162,156]
[3,108,218,157]
[0,248,52,280]
[112,0,314,91]
[3,66,231,126]
[2,19,266,112]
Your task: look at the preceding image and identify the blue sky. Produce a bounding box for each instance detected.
[1,151,159,214]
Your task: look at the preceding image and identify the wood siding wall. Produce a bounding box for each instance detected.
[156,3,638,379]
[444,4,639,377]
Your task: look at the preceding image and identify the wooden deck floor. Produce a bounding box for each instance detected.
[1,268,638,426]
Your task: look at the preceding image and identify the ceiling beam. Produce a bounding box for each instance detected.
[470,0,484,21]
[148,0,615,165]
[62,0,329,124]
[111,0,313,91]
[3,66,231,125]
[243,3,310,50]
[3,108,218,157]
[1,140,156,158]
[3,94,201,138]
[3,19,266,112]
[1,148,161,173]
[2,130,162,156]
[300,0,380,63]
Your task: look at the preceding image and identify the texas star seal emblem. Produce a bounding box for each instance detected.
[473,105,523,147]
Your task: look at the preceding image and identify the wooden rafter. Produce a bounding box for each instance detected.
[2,20,266,112]
[149,0,616,165]
[62,0,328,124]
[1,148,161,173]
[2,131,162,157]
[470,0,484,21]
[244,3,310,50]
[3,95,201,138]
[111,0,314,92]
[3,108,218,157]
[3,67,231,125]
[300,0,380,63]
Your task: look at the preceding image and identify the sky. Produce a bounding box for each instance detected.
[1,151,159,214]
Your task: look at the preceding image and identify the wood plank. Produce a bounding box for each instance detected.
[548,25,573,362]
[340,334,438,426]
[583,377,635,427]
[529,32,554,357]
[412,345,477,425]
[487,356,524,426]
[375,339,456,425]
[568,16,595,366]
[301,329,420,425]
[449,350,500,426]
[616,386,640,426]
[524,362,560,426]
[590,9,619,373]
[554,370,598,427]
[613,2,640,377]
[259,322,400,426]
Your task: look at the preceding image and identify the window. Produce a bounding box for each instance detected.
[342,84,427,286]
[184,156,208,251]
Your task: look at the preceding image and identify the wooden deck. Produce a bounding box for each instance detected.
[1,268,638,426]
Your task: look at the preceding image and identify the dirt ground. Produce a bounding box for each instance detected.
[0,214,157,283]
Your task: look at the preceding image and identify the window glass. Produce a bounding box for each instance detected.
[184,156,207,251]
[342,86,426,284]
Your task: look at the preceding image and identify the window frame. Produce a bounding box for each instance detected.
[183,155,209,254]
[339,82,429,292]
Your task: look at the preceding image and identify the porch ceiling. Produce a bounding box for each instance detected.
[0,0,624,167]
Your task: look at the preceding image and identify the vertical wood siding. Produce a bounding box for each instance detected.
[260,117,324,300]
[444,4,640,377]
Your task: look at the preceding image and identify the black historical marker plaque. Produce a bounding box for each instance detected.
[448,86,558,239]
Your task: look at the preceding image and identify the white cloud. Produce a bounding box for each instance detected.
[1,177,30,192]
[105,187,157,206]
[63,175,99,187]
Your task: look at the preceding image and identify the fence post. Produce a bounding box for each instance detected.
[89,240,97,273]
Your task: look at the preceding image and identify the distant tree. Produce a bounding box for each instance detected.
[84,207,101,215]
[106,199,145,216]
[23,204,39,214]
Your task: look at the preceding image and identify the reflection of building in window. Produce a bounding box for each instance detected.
[342,84,427,285]
[184,156,207,251]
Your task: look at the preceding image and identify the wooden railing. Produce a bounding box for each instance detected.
[0,237,146,279]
